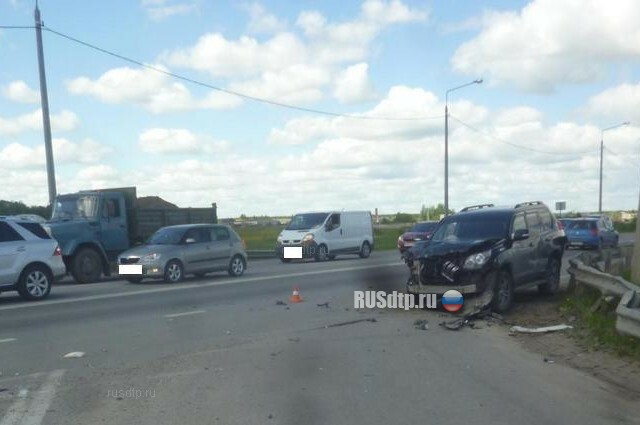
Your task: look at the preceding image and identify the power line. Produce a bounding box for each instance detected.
[36,25,444,122]
[0,25,35,29]
[449,114,600,156]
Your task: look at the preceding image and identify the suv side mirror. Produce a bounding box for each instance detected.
[512,229,529,241]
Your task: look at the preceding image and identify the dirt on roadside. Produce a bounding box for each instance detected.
[502,289,640,400]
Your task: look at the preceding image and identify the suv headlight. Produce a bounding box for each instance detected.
[142,253,161,262]
[463,249,491,270]
[277,235,283,244]
[302,233,314,242]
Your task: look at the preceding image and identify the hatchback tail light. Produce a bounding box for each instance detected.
[590,228,598,236]
[53,245,62,256]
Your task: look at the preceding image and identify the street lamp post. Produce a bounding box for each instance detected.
[599,121,630,213]
[444,79,482,216]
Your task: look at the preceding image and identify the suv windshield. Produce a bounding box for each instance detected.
[51,196,99,220]
[286,213,329,230]
[432,214,510,242]
[147,227,186,245]
[410,222,437,233]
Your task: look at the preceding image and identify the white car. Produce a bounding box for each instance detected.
[0,216,66,300]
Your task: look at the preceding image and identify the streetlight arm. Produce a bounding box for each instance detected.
[445,79,483,104]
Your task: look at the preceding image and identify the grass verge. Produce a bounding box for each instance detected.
[561,287,640,360]
[232,225,408,251]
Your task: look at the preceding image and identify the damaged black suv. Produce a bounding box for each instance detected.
[405,201,566,312]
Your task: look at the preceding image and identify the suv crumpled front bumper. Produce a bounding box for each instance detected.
[406,257,494,295]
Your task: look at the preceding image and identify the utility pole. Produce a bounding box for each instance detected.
[34,1,57,207]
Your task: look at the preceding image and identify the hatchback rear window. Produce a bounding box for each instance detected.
[17,222,51,239]
[570,220,597,230]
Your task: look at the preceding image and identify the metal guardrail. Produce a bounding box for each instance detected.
[246,250,276,259]
[567,252,640,339]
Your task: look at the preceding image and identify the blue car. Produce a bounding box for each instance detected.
[565,217,618,249]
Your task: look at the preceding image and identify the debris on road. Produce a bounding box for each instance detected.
[543,357,555,364]
[440,318,469,331]
[320,318,377,329]
[317,302,330,308]
[63,351,86,358]
[509,324,573,334]
[275,300,287,306]
[413,319,429,330]
[225,330,232,335]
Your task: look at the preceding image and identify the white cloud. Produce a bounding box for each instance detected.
[333,63,377,104]
[582,82,640,123]
[162,0,427,104]
[451,0,640,92]
[138,128,230,154]
[0,138,111,169]
[2,80,39,103]
[141,0,198,21]
[0,109,79,136]
[245,3,287,34]
[66,65,242,113]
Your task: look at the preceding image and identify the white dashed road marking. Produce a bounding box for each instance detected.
[0,369,65,425]
[164,310,206,319]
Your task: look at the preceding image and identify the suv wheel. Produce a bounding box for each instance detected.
[17,265,52,301]
[492,270,514,313]
[538,257,560,295]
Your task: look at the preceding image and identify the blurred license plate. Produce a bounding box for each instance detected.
[119,264,142,275]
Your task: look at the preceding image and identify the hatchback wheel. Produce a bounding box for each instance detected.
[17,265,52,301]
[228,255,246,277]
[164,260,183,283]
[492,270,514,313]
[538,258,560,295]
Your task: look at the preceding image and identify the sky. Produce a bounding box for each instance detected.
[1,0,640,218]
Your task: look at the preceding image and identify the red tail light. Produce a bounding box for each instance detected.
[53,245,62,256]
[590,228,598,236]
[556,221,563,230]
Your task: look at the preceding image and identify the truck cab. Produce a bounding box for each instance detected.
[47,190,131,283]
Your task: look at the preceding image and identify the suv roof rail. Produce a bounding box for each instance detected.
[460,204,495,212]
[514,201,544,209]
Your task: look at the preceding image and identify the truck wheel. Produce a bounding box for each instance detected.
[17,264,52,300]
[164,260,183,283]
[491,270,514,313]
[538,258,560,295]
[228,255,246,277]
[359,241,371,258]
[71,248,103,283]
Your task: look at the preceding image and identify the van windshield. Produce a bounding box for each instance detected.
[286,213,329,230]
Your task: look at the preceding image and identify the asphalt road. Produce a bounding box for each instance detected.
[0,241,638,425]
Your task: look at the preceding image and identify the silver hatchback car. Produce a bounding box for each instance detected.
[118,224,248,283]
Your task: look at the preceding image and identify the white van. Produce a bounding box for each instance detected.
[275,211,374,262]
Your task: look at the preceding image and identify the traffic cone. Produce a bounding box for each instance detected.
[290,287,303,303]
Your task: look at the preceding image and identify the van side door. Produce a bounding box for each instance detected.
[323,213,345,252]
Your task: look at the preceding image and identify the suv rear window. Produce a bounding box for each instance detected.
[0,222,25,242]
[17,222,51,239]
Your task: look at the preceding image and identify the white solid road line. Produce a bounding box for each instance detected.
[0,369,65,425]
[0,338,16,343]
[0,262,405,312]
[164,310,206,318]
